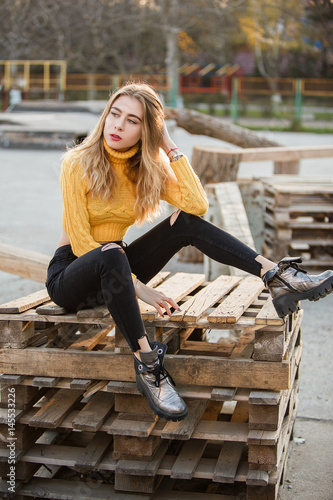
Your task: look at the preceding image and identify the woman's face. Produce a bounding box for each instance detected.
[103,95,143,151]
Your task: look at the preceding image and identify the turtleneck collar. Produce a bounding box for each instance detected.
[103,138,140,163]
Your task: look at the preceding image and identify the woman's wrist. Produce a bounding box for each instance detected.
[168,150,183,162]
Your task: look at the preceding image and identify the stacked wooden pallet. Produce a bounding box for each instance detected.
[0,272,302,500]
[262,176,333,269]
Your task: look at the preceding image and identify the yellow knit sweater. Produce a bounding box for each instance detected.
[61,141,209,258]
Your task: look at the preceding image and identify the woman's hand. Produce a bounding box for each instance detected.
[135,280,181,318]
[162,120,179,157]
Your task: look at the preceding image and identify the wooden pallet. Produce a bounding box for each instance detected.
[262,176,333,269]
[204,182,257,279]
[0,271,302,499]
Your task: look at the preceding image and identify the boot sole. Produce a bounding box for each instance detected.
[136,376,188,422]
[273,275,333,318]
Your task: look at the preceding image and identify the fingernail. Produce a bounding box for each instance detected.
[177,307,181,311]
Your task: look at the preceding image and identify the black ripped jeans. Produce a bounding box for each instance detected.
[46,212,262,351]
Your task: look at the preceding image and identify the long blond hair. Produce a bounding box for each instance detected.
[64,82,170,223]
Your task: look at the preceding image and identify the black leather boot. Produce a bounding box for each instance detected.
[134,341,188,421]
[263,257,333,318]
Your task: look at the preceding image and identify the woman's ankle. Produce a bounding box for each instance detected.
[255,255,277,278]
[135,335,152,361]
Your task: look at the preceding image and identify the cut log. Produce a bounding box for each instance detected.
[165,107,280,148]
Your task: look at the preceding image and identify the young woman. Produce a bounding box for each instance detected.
[46,82,333,422]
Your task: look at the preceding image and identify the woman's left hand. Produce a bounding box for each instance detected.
[162,120,178,156]
[134,280,181,318]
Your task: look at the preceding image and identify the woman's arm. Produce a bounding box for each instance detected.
[61,158,101,257]
[161,121,209,215]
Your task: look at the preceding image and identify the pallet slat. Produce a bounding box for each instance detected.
[208,277,264,323]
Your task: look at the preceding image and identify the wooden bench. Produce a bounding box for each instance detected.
[0,271,302,499]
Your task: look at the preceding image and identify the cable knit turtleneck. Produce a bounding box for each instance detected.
[60,141,208,259]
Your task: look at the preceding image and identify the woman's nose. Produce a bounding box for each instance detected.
[115,121,124,131]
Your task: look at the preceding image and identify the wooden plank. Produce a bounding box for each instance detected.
[70,379,92,390]
[213,442,244,483]
[230,330,255,359]
[75,432,113,470]
[139,272,206,320]
[83,381,108,398]
[29,389,83,428]
[68,326,112,351]
[171,439,207,479]
[32,377,59,388]
[211,388,236,401]
[20,478,141,500]
[0,319,36,348]
[191,420,248,442]
[0,349,291,391]
[0,289,49,314]
[178,340,235,357]
[154,491,236,500]
[76,305,111,319]
[36,301,67,315]
[114,472,160,494]
[112,433,160,460]
[0,243,50,283]
[230,401,249,423]
[106,415,157,438]
[255,296,285,326]
[171,275,241,322]
[146,271,171,288]
[208,277,264,323]
[72,391,114,432]
[197,145,333,162]
[214,182,256,251]
[161,399,208,440]
[246,469,269,486]
[0,374,23,386]
[116,440,169,477]
[249,390,281,406]
[114,393,155,416]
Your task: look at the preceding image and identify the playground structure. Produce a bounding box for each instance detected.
[1,60,333,123]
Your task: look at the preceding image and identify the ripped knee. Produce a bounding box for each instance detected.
[170,209,181,226]
[101,242,124,253]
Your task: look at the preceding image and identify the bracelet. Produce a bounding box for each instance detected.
[170,153,184,163]
[167,147,179,157]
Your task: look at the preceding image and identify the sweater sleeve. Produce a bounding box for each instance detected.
[162,155,209,215]
[60,157,101,257]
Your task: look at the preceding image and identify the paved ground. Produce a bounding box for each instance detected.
[0,107,332,499]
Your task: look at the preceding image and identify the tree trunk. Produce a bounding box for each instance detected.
[165,107,280,148]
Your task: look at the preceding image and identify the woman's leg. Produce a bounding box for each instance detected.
[125,211,264,283]
[47,244,146,352]
[125,211,333,318]
[46,243,188,421]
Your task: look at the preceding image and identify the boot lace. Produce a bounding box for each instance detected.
[149,362,175,388]
[280,258,307,276]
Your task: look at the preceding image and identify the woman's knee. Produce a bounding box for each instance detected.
[99,244,133,289]
[101,242,125,253]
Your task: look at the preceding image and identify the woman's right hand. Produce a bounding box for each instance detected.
[134,280,181,318]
